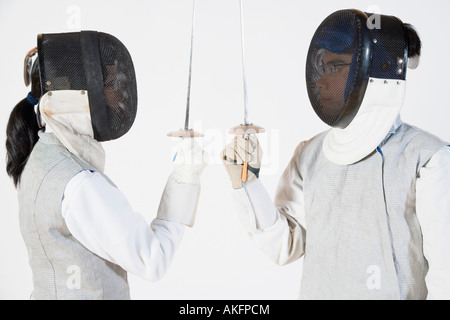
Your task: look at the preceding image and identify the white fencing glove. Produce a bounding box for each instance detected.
[170,138,208,186]
[222,135,262,189]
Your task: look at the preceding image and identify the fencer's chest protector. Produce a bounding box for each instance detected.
[18,132,130,299]
[305,9,410,165]
[37,31,138,141]
[296,124,447,299]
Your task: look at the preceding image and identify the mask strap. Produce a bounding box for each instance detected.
[23,47,38,87]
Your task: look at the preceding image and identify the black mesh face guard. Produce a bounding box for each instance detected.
[37,31,137,141]
[305,9,408,129]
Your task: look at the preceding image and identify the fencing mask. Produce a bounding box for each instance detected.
[306,9,415,165]
[36,31,138,142]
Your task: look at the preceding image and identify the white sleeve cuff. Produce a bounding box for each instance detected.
[230,179,279,233]
[243,179,279,230]
[157,176,200,227]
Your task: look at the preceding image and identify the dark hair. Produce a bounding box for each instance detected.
[6,61,41,187]
[404,23,421,58]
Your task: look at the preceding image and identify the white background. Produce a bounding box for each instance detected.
[0,0,449,300]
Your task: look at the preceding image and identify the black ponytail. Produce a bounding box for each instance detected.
[5,60,41,187]
[6,99,40,187]
[404,23,421,58]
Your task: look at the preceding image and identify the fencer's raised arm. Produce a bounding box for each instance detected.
[62,138,207,282]
[222,136,306,265]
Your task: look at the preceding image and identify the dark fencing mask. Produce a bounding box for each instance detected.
[305,9,409,129]
[36,31,137,141]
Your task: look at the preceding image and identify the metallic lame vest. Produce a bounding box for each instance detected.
[18,131,130,300]
[297,123,447,299]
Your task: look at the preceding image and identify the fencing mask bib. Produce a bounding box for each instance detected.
[305,9,411,165]
[37,31,138,142]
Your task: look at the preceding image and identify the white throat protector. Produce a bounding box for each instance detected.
[323,78,406,164]
[39,90,106,171]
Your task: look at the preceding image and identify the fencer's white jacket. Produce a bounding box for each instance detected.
[18,131,199,299]
[233,120,450,299]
